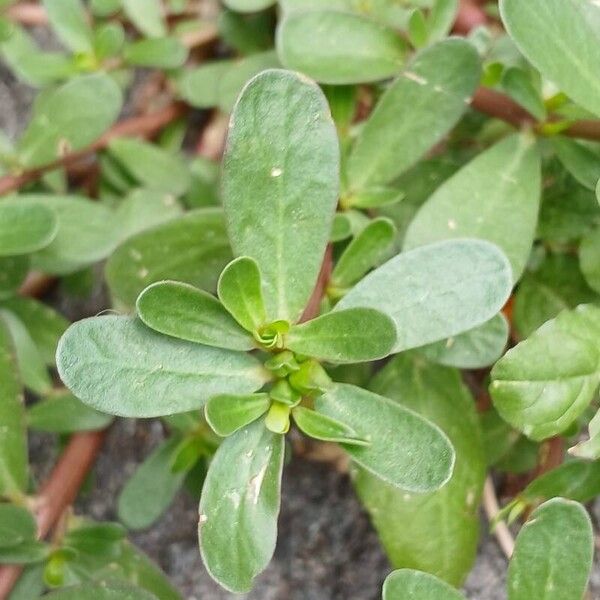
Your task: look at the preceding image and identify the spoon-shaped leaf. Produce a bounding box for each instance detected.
[218,257,267,333]
[286,308,396,363]
[0,200,57,257]
[316,384,454,492]
[205,393,271,437]
[199,419,284,593]
[507,498,593,600]
[382,569,466,600]
[222,69,339,323]
[56,316,270,417]
[136,281,254,351]
[337,239,512,353]
[292,406,368,446]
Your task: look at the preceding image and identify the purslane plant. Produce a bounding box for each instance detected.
[56,68,512,592]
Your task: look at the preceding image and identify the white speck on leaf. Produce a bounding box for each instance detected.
[199,513,208,526]
[137,267,149,279]
[404,71,427,85]
[271,167,283,177]
[448,219,457,230]
[248,464,268,505]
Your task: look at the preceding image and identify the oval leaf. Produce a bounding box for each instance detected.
[217,257,267,333]
[199,420,284,593]
[277,10,406,84]
[404,134,541,280]
[500,0,600,117]
[0,200,57,257]
[286,308,396,363]
[137,281,253,351]
[205,393,271,437]
[347,39,480,190]
[56,316,269,417]
[292,405,368,446]
[383,569,466,600]
[337,239,512,353]
[507,498,593,600]
[316,383,455,492]
[222,69,339,322]
[44,581,159,600]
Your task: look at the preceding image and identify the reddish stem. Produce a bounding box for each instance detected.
[453,0,489,34]
[301,245,333,323]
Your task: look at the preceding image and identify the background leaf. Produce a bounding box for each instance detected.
[122,0,166,37]
[0,200,57,257]
[199,420,283,593]
[222,69,339,322]
[382,569,466,600]
[44,0,93,53]
[56,316,269,417]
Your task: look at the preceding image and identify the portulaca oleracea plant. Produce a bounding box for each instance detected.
[57,69,513,593]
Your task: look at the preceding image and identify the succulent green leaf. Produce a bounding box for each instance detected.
[118,436,187,530]
[1,309,52,395]
[515,254,598,339]
[316,383,454,492]
[217,257,267,333]
[0,505,36,548]
[277,10,406,84]
[22,195,116,275]
[428,0,459,42]
[286,308,396,363]
[552,138,600,192]
[418,313,508,370]
[0,200,57,257]
[222,69,339,322]
[337,239,512,353]
[491,304,600,441]
[122,0,166,37]
[0,540,48,564]
[404,134,541,280]
[382,569,466,600]
[56,316,270,417]
[178,61,232,108]
[137,281,253,351]
[507,499,593,600]
[44,581,159,600]
[106,209,231,310]
[500,0,600,117]
[579,227,600,295]
[17,74,122,168]
[28,391,112,433]
[0,256,29,300]
[199,420,284,593]
[109,138,191,196]
[123,37,188,69]
[223,0,275,12]
[347,39,480,190]
[0,297,69,365]
[43,0,93,53]
[292,406,368,446]
[569,408,600,460]
[501,67,546,121]
[0,323,26,499]
[355,355,485,586]
[205,393,271,437]
[331,217,396,289]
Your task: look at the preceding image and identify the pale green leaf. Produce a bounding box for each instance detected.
[44,581,158,600]
[44,0,92,53]
[222,69,339,322]
[501,67,546,120]
[580,227,600,295]
[330,217,396,289]
[552,137,600,191]
[223,0,275,12]
[277,10,406,84]
[28,391,112,433]
[178,61,232,108]
[218,257,267,334]
[118,436,186,530]
[418,313,508,369]
[286,308,396,363]
[56,316,270,417]
[428,0,459,42]
[500,0,600,117]
[17,74,122,168]
[123,37,188,69]
[122,0,166,37]
[491,304,600,441]
[507,499,593,600]
[106,209,232,310]
[0,320,27,497]
[205,393,270,436]
[0,199,57,256]
[199,420,283,593]
[355,354,485,586]
[316,383,455,492]
[136,281,253,351]
[382,569,466,600]
[347,39,480,190]
[292,406,368,446]
[404,134,541,280]
[337,239,512,353]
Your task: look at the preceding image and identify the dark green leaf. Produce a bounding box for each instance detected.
[56,316,270,417]
[0,541,48,564]
[292,406,368,446]
[222,69,339,322]
[316,383,454,492]
[199,420,283,593]
[137,281,253,351]
[223,0,275,12]
[205,393,270,437]
[0,256,29,300]
[0,505,36,548]
[43,581,159,600]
